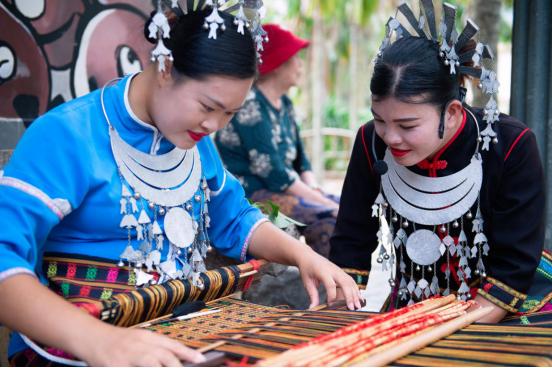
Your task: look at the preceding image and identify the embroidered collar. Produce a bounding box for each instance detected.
[416,109,467,177]
[104,74,173,155]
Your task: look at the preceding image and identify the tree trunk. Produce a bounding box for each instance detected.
[471,0,502,108]
[349,23,359,131]
[310,11,325,182]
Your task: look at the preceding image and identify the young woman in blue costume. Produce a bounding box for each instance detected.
[0,5,361,366]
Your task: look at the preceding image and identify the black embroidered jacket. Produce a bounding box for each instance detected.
[330,107,545,312]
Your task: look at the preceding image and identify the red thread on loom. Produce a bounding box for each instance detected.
[261,298,475,366]
[299,297,429,348]
[242,259,263,292]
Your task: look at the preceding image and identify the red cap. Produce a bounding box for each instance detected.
[258,24,310,76]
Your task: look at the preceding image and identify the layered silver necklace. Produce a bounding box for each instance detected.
[101,79,211,288]
[372,109,489,303]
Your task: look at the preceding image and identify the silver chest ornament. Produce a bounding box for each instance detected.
[102,83,211,288]
[372,113,489,303]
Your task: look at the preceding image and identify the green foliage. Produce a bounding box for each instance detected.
[286,0,378,27]
[499,16,512,43]
[250,200,306,229]
[323,96,350,129]
[352,0,379,26]
[323,96,373,129]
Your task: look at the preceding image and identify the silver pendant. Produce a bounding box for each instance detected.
[405,229,442,266]
[164,207,195,248]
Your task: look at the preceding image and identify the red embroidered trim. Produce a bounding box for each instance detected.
[504,128,530,162]
[360,125,374,172]
[417,159,448,171]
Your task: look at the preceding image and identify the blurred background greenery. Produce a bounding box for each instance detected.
[261,0,513,180]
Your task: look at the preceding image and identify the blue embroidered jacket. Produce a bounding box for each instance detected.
[0,75,267,356]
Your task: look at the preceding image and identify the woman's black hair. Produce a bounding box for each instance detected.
[370,37,461,108]
[144,7,257,80]
[371,36,477,138]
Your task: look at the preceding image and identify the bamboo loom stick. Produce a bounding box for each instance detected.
[256,297,470,366]
[322,309,471,366]
[276,311,464,367]
[240,270,259,278]
[297,295,458,349]
[351,306,493,367]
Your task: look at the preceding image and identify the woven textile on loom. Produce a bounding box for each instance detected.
[147,296,552,366]
[43,254,260,326]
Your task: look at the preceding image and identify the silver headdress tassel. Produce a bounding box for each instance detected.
[377,1,500,150]
[149,0,266,72]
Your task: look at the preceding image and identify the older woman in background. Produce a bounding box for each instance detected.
[215,24,339,258]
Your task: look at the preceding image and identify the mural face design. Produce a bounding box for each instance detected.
[0,2,50,126]
[0,0,154,125]
[73,7,150,96]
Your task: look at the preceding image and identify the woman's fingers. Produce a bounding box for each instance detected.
[321,275,338,305]
[157,351,185,367]
[163,337,206,364]
[146,331,205,365]
[303,276,321,309]
[92,327,205,366]
[330,269,361,310]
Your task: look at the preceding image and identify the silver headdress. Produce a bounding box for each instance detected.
[377,0,500,150]
[149,0,266,72]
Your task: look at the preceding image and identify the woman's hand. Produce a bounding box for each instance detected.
[294,248,362,310]
[248,223,362,311]
[0,274,205,367]
[81,325,205,366]
[469,294,508,323]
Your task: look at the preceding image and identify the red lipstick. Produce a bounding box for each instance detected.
[188,131,207,142]
[390,148,411,158]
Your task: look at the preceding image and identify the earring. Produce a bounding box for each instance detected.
[438,108,446,139]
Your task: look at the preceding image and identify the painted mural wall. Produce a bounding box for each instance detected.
[0,0,156,127]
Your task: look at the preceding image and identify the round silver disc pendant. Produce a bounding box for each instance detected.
[405,229,442,266]
[164,207,194,248]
